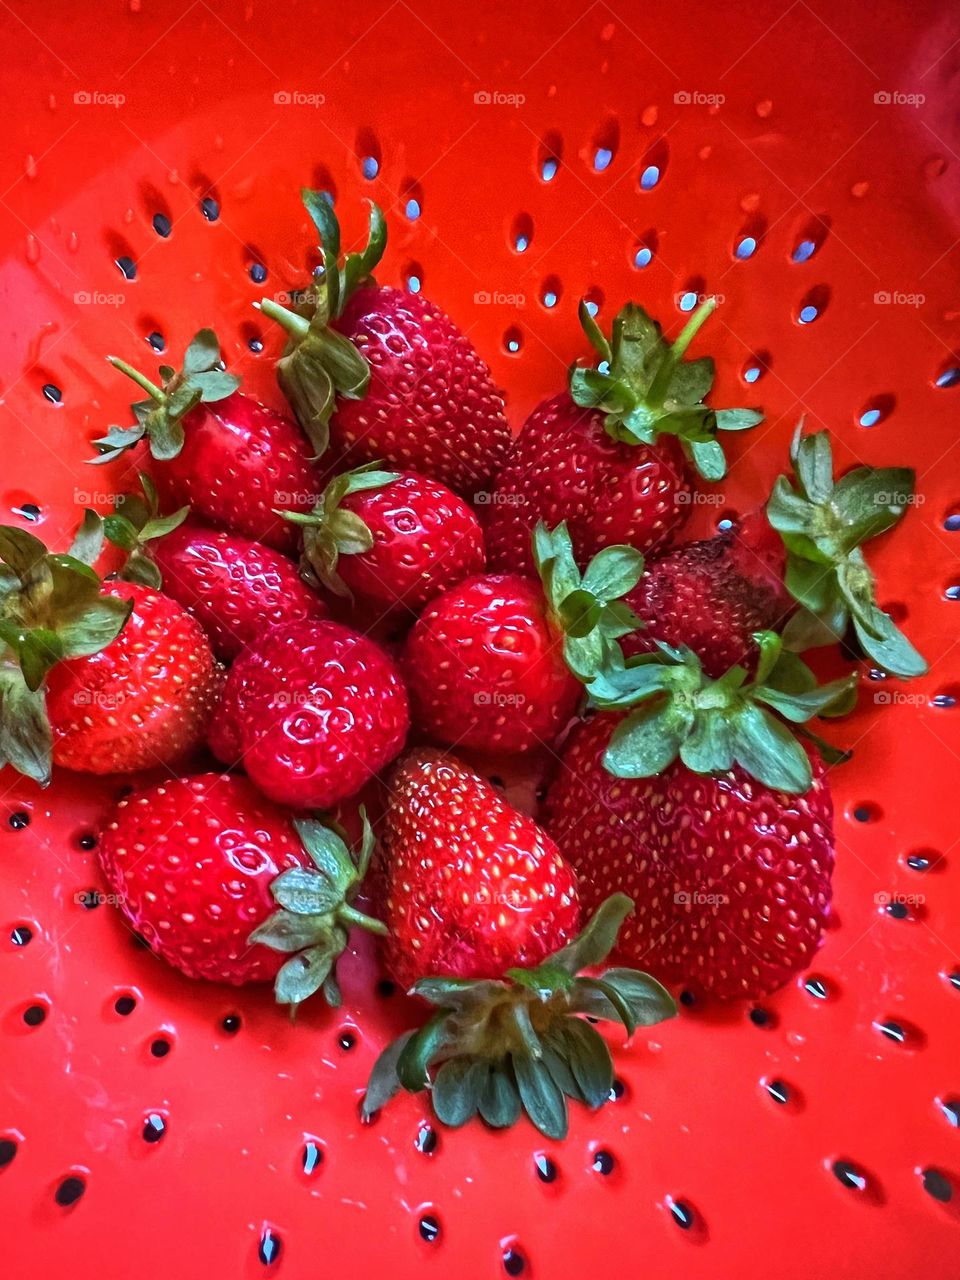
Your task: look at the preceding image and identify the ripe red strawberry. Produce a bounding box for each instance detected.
[380,751,581,987]
[259,191,510,496]
[365,751,676,1138]
[0,523,218,784]
[285,462,485,614]
[403,524,643,753]
[98,772,385,1007]
[209,618,409,809]
[622,510,791,677]
[148,521,328,661]
[484,300,762,573]
[92,329,318,553]
[545,712,836,1000]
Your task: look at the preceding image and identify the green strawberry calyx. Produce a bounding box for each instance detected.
[95,472,190,590]
[590,630,858,794]
[279,460,400,598]
[766,425,927,680]
[362,893,676,1139]
[258,191,387,456]
[570,298,763,481]
[0,521,133,785]
[91,329,240,465]
[533,521,645,682]
[249,807,387,1013]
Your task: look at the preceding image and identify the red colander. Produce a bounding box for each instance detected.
[1,1,959,1276]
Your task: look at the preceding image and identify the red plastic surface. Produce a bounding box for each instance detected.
[2,2,959,1276]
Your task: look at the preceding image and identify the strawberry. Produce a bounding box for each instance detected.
[545,712,836,1000]
[402,524,644,753]
[364,751,676,1138]
[0,522,218,785]
[209,618,408,809]
[98,772,385,1008]
[258,191,511,496]
[766,426,926,678]
[145,520,327,662]
[92,329,318,553]
[484,300,762,573]
[284,462,485,614]
[622,509,792,677]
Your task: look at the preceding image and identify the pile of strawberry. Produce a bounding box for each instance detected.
[0,190,925,1139]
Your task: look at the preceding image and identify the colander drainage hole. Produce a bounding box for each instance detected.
[11,925,32,947]
[337,1029,356,1051]
[150,1035,172,1058]
[415,1125,437,1155]
[608,1078,625,1101]
[147,331,165,353]
[42,383,62,404]
[765,1079,790,1104]
[302,1140,323,1175]
[12,502,40,522]
[418,1214,440,1243]
[749,1006,771,1026]
[376,978,396,997]
[948,971,960,991]
[258,1227,281,1266]
[804,976,829,1000]
[200,196,219,221]
[833,1161,867,1192]
[669,1199,695,1229]
[142,1113,166,1143]
[8,811,30,830]
[78,832,98,850]
[221,1013,241,1033]
[152,213,171,237]
[23,1003,46,1027]
[534,1153,557,1183]
[0,1138,18,1167]
[55,1175,86,1206]
[921,1169,953,1203]
[938,1099,960,1128]
[592,1149,615,1175]
[116,256,137,281]
[250,263,267,285]
[115,994,136,1016]
[502,1247,526,1275]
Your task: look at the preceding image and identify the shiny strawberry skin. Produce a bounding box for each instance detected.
[209,619,409,809]
[98,773,308,984]
[545,714,834,1000]
[623,510,792,677]
[153,392,318,554]
[330,285,511,496]
[151,520,328,661]
[484,392,693,572]
[403,573,580,753]
[381,751,580,987]
[338,471,485,614]
[46,582,220,774]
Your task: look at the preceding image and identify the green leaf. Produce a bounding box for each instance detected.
[0,671,52,785]
[68,510,105,566]
[830,465,914,549]
[604,701,692,777]
[248,909,329,953]
[581,545,645,601]
[328,509,374,556]
[665,355,714,406]
[478,1066,521,1128]
[512,1054,568,1139]
[729,703,813,793]
[689,438,727,481]
[578,299,612,362]
[556,1017,614,1108]
[57,595,132,660]
[294,819,356,884]
[396,1011,454,1090]
[793,429,835,504]
[140,505,190,542]
[549,893,634,973]
[0,527,47,579]
[558,588,601,638]
[271,867,345,916]
[678,713,734,775]
[588,968,677,1027]
[432,1058,486,1127]
[145,407,187,461]
[362,1031,414,1117]
[714,407,763,431]
[851,607,928,679]
[186,369,241,402]
[182,328,222,374]
[103,514,140,553]
[576,976,638,1036]
[274,945,335,1007]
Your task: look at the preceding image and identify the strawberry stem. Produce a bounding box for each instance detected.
[107,356,165,402]
[646,298,716,406]
[259,297,311,341]
[339,902,388,937]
